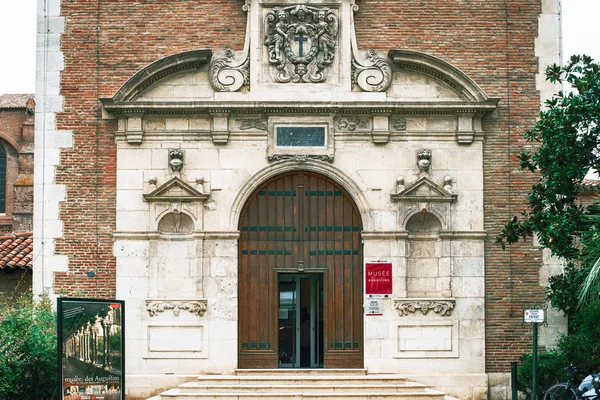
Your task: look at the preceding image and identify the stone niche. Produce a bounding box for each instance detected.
[405,211,450,298]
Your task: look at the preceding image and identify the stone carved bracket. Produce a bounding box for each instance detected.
[146,299,208,317]
[394,298,456,317]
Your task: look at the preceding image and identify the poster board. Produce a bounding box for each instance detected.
[57,298,125,400]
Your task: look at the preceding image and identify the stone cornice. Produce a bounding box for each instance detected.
[100,100,499,119]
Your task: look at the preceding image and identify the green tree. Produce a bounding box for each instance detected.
[0,293,57,400]
[497,54,600,314]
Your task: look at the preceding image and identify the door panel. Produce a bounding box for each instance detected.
[238,171,363,368]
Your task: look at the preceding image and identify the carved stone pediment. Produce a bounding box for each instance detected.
[391,176,457,203]
[144,177,209,203]
[392,176,457,231]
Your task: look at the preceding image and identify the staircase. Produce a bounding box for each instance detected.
[147,369,447,400]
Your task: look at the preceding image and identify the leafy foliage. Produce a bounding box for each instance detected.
[497,55,600,261]
[555,302,600,373]
[517,353,567,400]
[546,262,590,318]
[0,293,57,400]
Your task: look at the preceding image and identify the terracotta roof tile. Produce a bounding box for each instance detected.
[0,94,34,109]
[0,232,33,272]
[581,179,600,193]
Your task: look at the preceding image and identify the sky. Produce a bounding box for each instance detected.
[0,1,599,95]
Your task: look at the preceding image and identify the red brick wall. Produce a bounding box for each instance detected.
[55,0,545,371]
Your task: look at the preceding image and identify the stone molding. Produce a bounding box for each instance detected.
[146,299,208,317]
[109,49,213,102]
[394,298,456,317]
[113,231,240,240]
[361,231,486,240]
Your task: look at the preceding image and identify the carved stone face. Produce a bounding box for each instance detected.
[277,10,286,21]
[296,63,307,76]
[417,158,431,171]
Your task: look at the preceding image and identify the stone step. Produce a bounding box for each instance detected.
[234,369,369,376]
[147,372,447,400]
[177,382,427,393]
[195,374,410,385]
[156,389,446,400]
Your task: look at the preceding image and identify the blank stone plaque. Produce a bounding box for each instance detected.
[276,126,326,147]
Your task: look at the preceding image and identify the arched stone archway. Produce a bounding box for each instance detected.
[237,171,364,369]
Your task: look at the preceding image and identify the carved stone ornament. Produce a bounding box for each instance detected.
[146,299,208,317]
[351,49,392,92]
[390,118,407,132]
[337,117,369,131]
[265,5,338,83]
[210,49,250,92]
[394,299,456,317]
[237,118,268,131]
[169,149,184,173]
[417,149,432,174]
[267,154,334,163]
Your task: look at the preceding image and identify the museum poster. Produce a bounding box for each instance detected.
[365,262,393,295]
[58,298,125,400]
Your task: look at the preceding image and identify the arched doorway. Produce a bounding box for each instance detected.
[238,171,363,368]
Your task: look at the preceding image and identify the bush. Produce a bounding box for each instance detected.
[517,353,567,400]
[0,293,57,400]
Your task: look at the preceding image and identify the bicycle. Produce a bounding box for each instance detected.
[543,365,585,400]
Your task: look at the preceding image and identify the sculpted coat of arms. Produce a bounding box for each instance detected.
[264,5,338,83]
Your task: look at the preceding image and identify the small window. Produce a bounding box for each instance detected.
[0,144,6,213]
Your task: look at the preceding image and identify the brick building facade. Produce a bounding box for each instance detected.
[35,1,562,399]
[0,94,35,297]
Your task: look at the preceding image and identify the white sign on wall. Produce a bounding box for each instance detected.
[366,298,383,316]
[524,309,545,323]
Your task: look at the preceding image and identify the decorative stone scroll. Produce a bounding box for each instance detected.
[264,5,338,83]
[394,299,456,317]
[210,50,250,92]
[146,299,208,317]
[352,49,392,92]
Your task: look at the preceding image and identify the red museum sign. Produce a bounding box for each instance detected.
[365,262,392,295]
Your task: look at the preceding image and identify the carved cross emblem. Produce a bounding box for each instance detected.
[265,5,338,83]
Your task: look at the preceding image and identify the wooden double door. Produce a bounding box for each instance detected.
[238,171,364,368]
